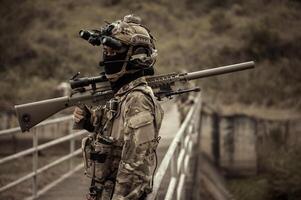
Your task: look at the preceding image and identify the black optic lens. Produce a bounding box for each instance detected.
[101,36,122,50]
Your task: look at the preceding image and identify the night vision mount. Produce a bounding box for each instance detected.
[79,29,123,50]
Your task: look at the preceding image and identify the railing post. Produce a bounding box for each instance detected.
[32,129,38,198]
[56,123,60,138]
[69,121,75,170]
[193,98,202,200]
[170,154,178,200]
[212,112,220,167]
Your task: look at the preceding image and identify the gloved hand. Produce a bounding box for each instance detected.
[73,105,92,130]
[73,106,86,123]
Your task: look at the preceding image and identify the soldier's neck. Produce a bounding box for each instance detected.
[110,71,144,93]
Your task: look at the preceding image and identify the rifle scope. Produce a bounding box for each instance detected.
[70,75,108,89]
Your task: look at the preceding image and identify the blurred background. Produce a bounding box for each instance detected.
[0,0,301,200]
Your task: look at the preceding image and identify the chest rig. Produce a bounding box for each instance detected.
[95,97,121,137]
[82,83,163,199]
[82,96,124,200]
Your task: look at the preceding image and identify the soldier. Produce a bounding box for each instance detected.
[73,15,164,200]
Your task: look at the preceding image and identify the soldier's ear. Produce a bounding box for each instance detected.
[132,46,150,56]
[130,46,153,68]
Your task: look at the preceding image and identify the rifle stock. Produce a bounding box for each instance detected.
[15,96,69,132]
[15,61,255,132]
[15,90,114,132]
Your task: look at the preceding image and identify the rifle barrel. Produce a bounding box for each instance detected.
[183,61,255,81]
[14,61,255,132]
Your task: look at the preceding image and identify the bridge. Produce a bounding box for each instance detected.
[0,94,234,200]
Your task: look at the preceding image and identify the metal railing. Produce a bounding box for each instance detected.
[147,94,202,200]
[1,95,202,200]
[0,115,86,200]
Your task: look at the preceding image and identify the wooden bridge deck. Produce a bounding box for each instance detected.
[39,102,179,200]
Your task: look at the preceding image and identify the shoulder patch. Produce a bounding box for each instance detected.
[127,111,153,129]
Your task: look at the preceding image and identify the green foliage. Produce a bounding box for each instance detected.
[242,22,281,61]
[227,176,269,200]
[266,148,301,200]
[0,0,301,113]
[210,11,232,33]
[229,140,301,200]
[0,1,37,70]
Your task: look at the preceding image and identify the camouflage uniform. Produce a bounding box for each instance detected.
[82,77,164,200]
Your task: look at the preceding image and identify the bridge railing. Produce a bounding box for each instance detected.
[147,94,202,200]
[0,115,86,200]
[0,94,202,200]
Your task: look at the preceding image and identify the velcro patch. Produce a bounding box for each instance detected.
[128,111,153,129]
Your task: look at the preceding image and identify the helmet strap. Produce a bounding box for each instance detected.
[105,46,134,82]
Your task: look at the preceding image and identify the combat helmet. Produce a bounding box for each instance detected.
[80,14,157,81]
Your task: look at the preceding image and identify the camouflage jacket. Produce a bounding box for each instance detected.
[83,77,164,200]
